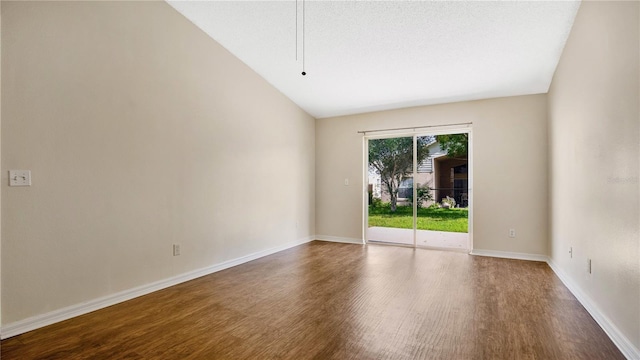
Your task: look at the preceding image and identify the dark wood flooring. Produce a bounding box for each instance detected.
[1,241,625,359]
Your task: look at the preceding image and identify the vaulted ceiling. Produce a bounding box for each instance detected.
[167,1,581,119]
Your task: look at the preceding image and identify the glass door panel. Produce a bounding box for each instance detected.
[415,133,469,250]
[366,136,414,245]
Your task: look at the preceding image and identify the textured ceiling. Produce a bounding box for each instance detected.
[167,1,580,119]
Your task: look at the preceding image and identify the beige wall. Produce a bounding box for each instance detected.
[548,0,640,351]
[1,1,315,325]
[316,94,548,255]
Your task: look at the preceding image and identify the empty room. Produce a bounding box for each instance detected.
[1,0,639,359]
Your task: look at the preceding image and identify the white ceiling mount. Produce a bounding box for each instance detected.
[167,0,580,119]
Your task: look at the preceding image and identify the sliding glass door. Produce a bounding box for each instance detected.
[365,129,471,251]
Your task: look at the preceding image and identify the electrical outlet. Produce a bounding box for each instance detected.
[344,178,349,186]
[173,244,181,256]
[587,258,592,274]
[508,229,516,238]
[569,246,573,258]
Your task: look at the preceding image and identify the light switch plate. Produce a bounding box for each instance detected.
[9,170,31,186]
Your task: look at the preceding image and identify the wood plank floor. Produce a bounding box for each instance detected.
[1,241,624,359]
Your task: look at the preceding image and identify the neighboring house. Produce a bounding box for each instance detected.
[369,140,469,208]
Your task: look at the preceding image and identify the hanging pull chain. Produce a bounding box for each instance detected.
[302,0,306,76]
[296,0,306,76]
[295,0,298,61]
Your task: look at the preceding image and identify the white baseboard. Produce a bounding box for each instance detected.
[0,236,314,340]
[470,249,549,262]
[471,249,639,358]
[315,235,364,245]
[547,259,640,360]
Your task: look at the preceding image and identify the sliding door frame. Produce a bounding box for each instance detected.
[362,124,473,252]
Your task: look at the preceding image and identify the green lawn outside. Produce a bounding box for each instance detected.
[368,205,468,233]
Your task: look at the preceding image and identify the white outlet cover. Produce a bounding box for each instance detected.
[9,170,31,186]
